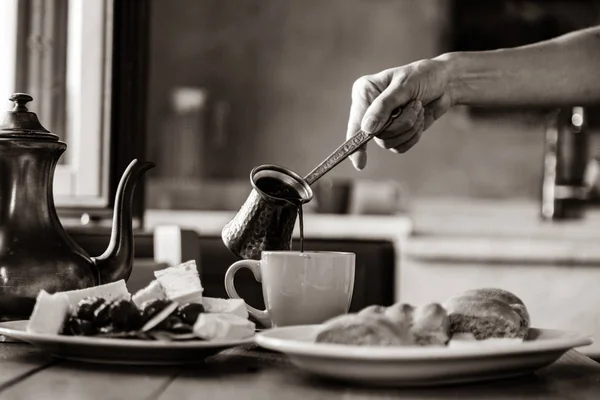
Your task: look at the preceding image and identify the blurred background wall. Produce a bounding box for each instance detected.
[145,0,600,207]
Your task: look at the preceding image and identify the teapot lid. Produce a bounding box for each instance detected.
[0,94,59,140]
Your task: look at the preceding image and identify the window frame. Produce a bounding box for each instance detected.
[0,0,18,106]
[54,0,113,207]
[12,0,151,225]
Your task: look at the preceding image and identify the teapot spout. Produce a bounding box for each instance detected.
[93,159,155,284]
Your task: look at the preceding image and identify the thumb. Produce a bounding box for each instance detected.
[350,146,367,171]
[361,84,411,134]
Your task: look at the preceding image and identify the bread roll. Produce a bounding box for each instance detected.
[411,303,450,346]
[382,303,412,333]
[358,305,387,316]
[316,302,450,347]
[443,288,530,340]
[458,288,530,336]
[315,313,415,346]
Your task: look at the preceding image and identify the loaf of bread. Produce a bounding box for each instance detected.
[315,302,450,347]
[443,288,530,340]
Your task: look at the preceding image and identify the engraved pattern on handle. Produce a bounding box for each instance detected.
[304,107,402,186]
[304,130,372,185]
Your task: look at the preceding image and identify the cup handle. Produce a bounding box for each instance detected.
[225,260,271,328]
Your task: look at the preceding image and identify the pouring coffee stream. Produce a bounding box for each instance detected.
[222,108,402,260]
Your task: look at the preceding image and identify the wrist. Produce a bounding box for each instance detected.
[434,52,466,106]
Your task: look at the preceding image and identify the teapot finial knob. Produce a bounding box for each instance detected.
[9,93,33,112]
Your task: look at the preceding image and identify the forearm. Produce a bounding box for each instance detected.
[439,26,600,107]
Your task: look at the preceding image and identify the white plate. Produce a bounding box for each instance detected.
[255,325,593,387]
[0,320,254,365]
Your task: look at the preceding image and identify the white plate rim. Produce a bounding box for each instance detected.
[255,325,593,360]
[0,320,255,349]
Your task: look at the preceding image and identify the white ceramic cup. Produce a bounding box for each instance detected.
[225,251,355,327]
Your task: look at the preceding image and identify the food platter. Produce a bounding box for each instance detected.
[4,260,257,365]
[255,325,593,386]
[0,320,254,365]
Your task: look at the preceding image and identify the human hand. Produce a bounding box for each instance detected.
[347,58,454,170]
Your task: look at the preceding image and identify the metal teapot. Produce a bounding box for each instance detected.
[0,93,154,320]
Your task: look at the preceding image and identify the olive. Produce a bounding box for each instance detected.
[92,302,112,327]
[108,299,143,331]
[140,299,171,322]
[98,325,116,334]
[64,317,96,336]
[177,303,205,325]
[156,315,183,331]
[170,321,193,334]
[75,297,106,321]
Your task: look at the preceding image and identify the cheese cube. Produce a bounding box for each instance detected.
[27,290,70,335]
[171,289,203,304]
[59,280,131,308]
[154,260,203,301]
[132,280,166,307]
[193,313,255,340]
[202,297,248,319]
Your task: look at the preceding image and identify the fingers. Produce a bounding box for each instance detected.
[374,108,424,150]
[376,100,422,139]
[346,89,370,170]
[360,81,412,134]
[346,75,389,170]
[349,147,367,171]
[370,95,449,155]
[391,120,424,154]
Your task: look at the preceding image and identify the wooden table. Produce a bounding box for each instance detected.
[1,343,600,400]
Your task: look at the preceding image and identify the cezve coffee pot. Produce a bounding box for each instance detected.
[222,108,401,260]
[0,93,154,320]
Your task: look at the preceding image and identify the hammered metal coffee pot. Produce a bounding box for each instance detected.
[222,108,401,259]
[222,164,313,260]
[0,93,154,320]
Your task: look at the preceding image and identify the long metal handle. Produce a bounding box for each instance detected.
[304,130,373,185]
[304,108,402,185]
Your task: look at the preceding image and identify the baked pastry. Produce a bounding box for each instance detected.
[315,313,414,346]
[315,302,450,346]
[357,305,387,316]
[443,288,530,340]
[411,303,450,346]
[384,303,414,328]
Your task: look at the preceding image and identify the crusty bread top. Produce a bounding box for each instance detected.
[443,295,522,328]
[445,288,530,335]
[461,288,525,307]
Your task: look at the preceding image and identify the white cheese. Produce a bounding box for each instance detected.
[193,313,255,340]
[202,297,248,319]
[26,290,70,335]
[132,280,166,307]
[154,260,203,302]
[171,289,204,304]
[59,280,130,308]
